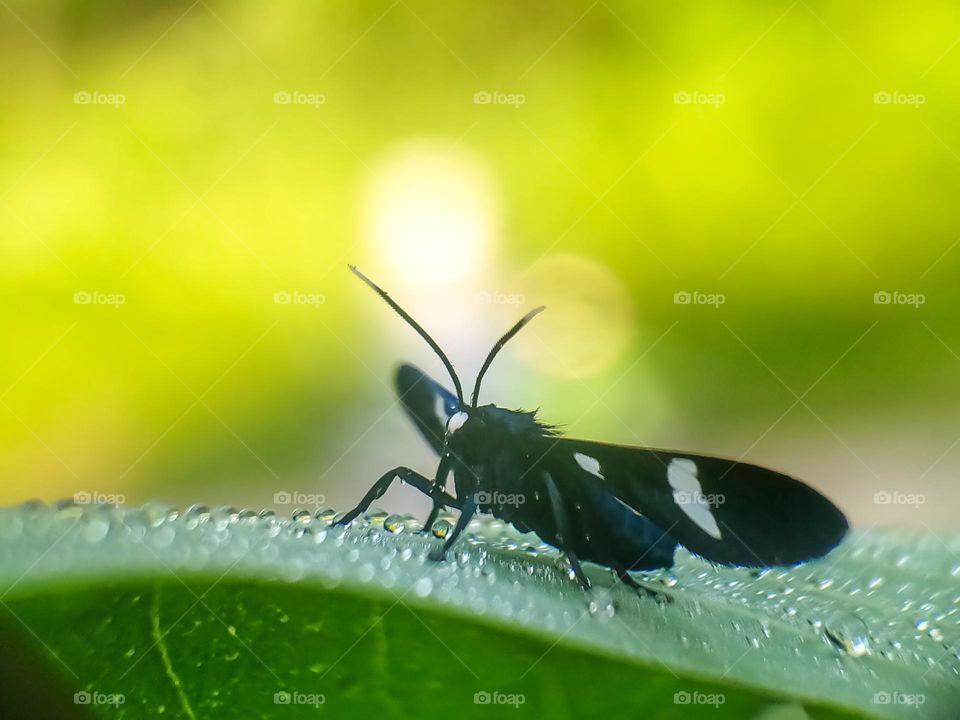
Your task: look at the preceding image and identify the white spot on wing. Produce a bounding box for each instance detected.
[667,458,722,540]
[446,411,468,434]
[574,452,604,479]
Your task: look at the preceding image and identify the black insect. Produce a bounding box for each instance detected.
[338,266,849,596]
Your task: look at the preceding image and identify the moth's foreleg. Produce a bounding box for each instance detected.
[427,496,477,562]
[336,466,459,526]
[543,471,591,590]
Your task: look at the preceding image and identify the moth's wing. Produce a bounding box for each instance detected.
[549,439,849,567]
[394,363,459,455]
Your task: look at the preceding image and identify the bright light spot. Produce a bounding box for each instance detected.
[516,254,634,378]
[362,139,497,287]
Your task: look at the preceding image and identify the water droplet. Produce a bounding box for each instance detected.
[82,518,110,543]
[824,610,871,656]
[432,519,452,539]
[53,499,84,520]
[314,508,337,524]
[291,509,312,525]
[414,577,433,597]
[383,515,405,534]
[152,525,176,549]
[237,509,258,524]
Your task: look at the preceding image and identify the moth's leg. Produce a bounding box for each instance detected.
[614,565,673,604]
[336,467,458,526]
[400,472,461,510]
[422,504,442,534]
[542,472,591,590]
[421,455,454,534]
[427,496,477,561]
[565,552,591,590]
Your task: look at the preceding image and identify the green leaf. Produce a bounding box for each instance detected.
[0,501,956,719]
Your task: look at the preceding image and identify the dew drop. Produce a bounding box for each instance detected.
[82,518,110,543]
[823,610,871,657]
[314,508,337,524]
[152,525,176,549]
[414,577,433,597]
[383,515,405,534]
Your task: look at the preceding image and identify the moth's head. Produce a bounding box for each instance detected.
[444,406,490,445]
[446,404,547,443]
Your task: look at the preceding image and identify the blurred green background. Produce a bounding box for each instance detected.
[2,0,959,529]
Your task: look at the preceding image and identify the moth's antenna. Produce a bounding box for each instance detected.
[471,306,545,407]
[349,265,465,405]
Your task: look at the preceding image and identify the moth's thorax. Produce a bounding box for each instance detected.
[445,404,549,465]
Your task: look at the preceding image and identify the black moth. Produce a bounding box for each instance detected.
[338,266,848,597]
